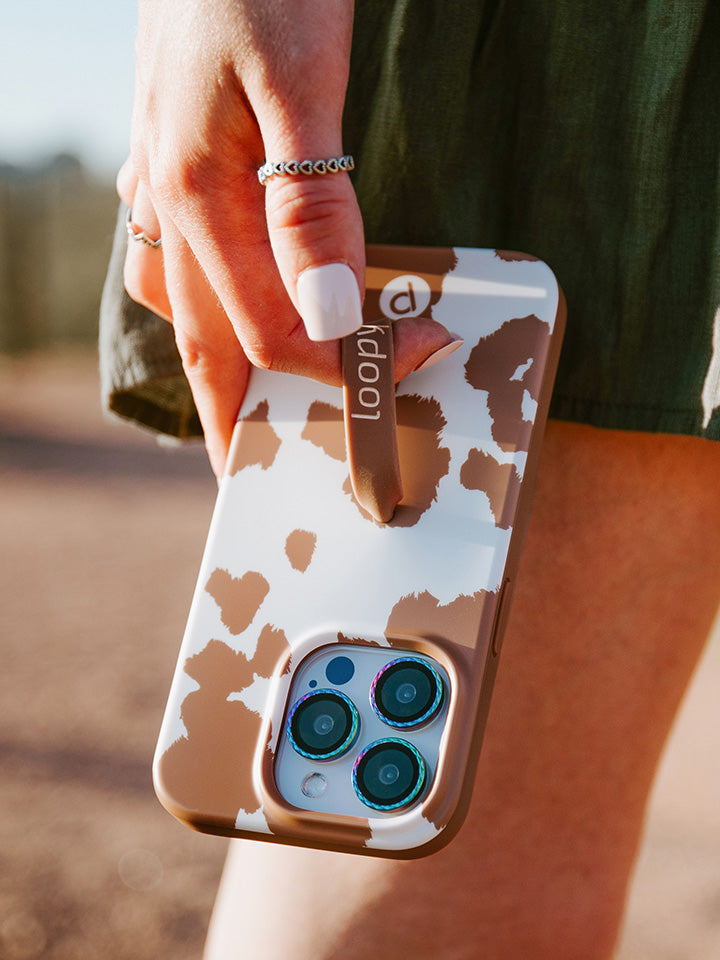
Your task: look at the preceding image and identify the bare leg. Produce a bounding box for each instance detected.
[204,421,720,960]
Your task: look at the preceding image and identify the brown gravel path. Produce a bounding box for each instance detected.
[0,352,226,960]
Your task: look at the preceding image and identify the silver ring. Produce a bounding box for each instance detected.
[257,155,354,186]
[125,208,162,249]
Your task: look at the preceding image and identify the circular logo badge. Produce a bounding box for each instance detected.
[379,274,432,320]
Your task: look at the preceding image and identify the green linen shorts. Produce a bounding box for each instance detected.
[100,0,720,441]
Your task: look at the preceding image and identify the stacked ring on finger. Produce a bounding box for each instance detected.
[125,208,162,249]
[257,155,355,186]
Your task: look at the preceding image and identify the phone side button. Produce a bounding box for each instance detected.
[491,578,513,658]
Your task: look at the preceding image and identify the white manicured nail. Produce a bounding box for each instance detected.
[296,263,363,341]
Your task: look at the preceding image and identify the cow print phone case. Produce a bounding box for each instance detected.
[153,245,565,858]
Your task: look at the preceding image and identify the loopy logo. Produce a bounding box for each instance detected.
[347,325,390,421]
[379,275,432,321]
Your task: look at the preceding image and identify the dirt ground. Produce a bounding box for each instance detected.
[1,350,719,959]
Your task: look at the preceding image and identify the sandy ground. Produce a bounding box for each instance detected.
[1,350,719,959]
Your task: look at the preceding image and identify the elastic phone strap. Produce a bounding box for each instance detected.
[341,321,403,523]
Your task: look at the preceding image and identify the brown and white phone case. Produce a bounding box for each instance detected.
[153,245,565,858]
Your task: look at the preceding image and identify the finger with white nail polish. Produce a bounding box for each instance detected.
[296,263,363,341]
[413,336,464,372]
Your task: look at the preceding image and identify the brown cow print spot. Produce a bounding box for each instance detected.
[285,530,317,572]
[251,623,292,677]
[494,250,539,262]
[385,589,497,652]
[464,314,550,452]
[301,402,346,461]
[344,394,450,527]
[460,449,521,530]
[228,400,281,473]
[157,631,289,829]
[206,568,269,635]
[363,247,458,323]
[337,631,382,647]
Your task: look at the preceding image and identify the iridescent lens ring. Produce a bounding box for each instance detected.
[286,688,360,761]
[352,738,427,812]
[370,656,444,729]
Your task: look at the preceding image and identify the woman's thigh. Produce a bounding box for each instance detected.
[204,420,720,960]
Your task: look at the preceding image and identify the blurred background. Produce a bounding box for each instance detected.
[1,6,227,959]
[1,3,719,958]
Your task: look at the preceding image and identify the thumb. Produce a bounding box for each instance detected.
[263,164,463,377]
[263,161,365,342]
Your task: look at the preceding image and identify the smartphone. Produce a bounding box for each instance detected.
[153,245,565,858]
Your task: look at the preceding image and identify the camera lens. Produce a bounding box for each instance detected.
[352,739,426,811]
[287,689,359,761]
[370,657,444,728]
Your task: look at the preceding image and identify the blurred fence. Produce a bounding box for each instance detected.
[0,155,118,353]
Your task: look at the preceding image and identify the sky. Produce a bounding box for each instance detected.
[1,2,137,177]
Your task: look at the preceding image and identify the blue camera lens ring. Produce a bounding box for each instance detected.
[370,656,444,728]
[287,688,360,761]
[352,738,427,812]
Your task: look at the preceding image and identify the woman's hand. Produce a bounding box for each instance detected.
[118,0,456,475]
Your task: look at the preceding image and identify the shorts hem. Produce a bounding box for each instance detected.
[549,394,720,442]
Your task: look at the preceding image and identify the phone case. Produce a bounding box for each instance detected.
[153,245,565,858]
